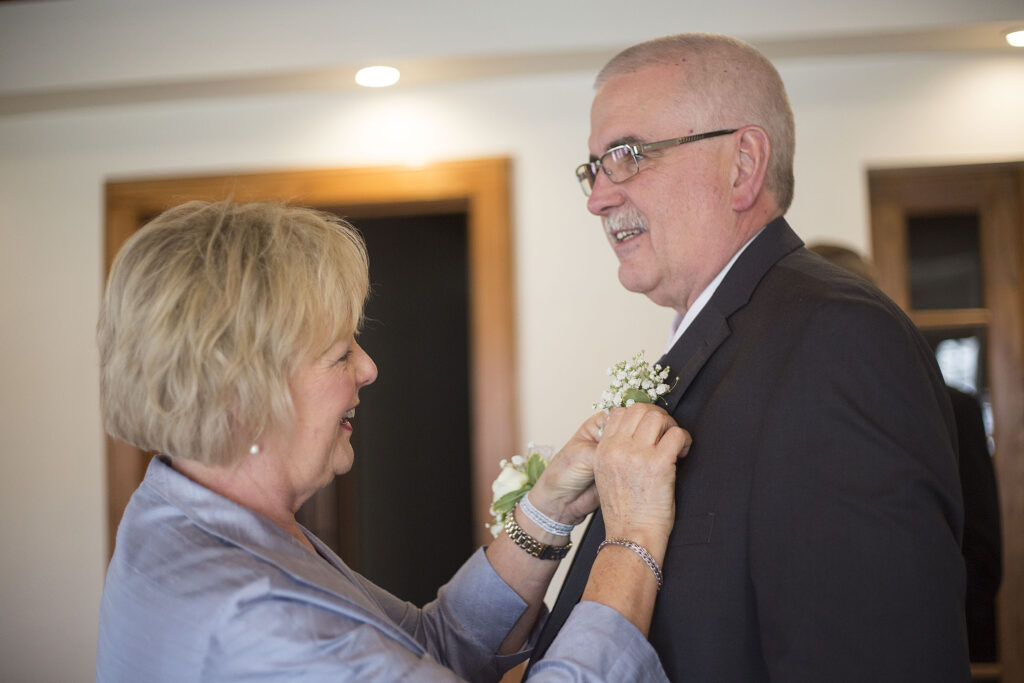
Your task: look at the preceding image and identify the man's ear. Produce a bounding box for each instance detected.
[731,126,770,212]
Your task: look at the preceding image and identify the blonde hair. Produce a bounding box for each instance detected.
[98,200,369,465]
[596,33,796,213]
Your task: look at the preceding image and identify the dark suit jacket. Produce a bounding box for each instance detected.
[532,218,969,681]
[948,387,1002,662]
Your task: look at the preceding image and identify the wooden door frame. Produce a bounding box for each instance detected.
[869,161,1024,682]
[104,157,517,552]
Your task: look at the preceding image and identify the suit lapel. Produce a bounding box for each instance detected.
[658,312,730,415]
[530,511,606,662]
[657,217,803,414]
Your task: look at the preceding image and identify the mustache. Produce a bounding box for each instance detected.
[603,209,648,234]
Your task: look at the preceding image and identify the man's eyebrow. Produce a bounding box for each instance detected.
[590,136,643,162]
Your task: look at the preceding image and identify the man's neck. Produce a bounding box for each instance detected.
[663,221,769,352]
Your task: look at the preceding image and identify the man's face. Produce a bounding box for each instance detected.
[587,63,735,313]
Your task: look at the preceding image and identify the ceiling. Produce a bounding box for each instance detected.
[1,1,1022,116]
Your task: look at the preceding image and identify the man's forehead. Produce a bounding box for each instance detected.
[588,65,690,152]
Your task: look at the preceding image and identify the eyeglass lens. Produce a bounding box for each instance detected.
[576,146,639,196]
[603,146,637,181]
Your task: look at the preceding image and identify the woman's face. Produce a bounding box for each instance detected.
[271,336,377,501]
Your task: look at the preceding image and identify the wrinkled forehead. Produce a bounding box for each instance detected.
[588,63,699,155]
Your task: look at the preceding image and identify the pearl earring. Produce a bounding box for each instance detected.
[249,443,260,455]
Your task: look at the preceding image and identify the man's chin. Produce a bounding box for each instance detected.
[617,268,654,297]
[618,270,679,309]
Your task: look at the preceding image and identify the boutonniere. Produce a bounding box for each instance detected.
[486,351,676,536]
[487,444,553,537]
[593,350,675,410]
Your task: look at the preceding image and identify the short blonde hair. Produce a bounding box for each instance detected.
[98,200,369,465]
[596,33,796,213]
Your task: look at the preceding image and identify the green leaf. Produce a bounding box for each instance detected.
[491,486,530,516]
[623,387,653,404]
[526,452,546,483]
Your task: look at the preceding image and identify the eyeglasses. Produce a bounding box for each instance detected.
[575,129,737,196]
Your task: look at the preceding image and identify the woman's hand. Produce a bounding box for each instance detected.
[594,403,691,552]
[527,412,606,527]
[579,403,691,637]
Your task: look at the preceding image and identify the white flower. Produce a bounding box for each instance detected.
[491,465,528,498]
[487,445,555,536]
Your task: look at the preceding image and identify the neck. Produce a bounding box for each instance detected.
[170,455,317,552]
[672,210,778,316]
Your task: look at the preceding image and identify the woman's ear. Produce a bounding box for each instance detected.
[731,126,770,212]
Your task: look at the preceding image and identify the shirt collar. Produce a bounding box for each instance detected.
[664,226,765,354]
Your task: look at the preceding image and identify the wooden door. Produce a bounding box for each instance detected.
[870,162,1024,682]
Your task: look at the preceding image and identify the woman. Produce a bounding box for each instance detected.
[96,200,690,681]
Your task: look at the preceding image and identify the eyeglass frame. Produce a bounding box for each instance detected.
[575,128,738,196]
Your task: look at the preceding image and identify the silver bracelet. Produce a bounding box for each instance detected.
[597,538,664,590]
[520,491,575,537]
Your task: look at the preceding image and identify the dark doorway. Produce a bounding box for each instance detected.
[297,210,474,607]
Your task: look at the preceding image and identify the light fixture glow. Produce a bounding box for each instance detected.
[355,66,400,88]
[1006,30,1024,47]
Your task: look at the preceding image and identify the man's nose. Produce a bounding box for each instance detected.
[586,171,625,216]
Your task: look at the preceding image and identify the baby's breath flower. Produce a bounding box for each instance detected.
[593,350,678,411]
[489,352,679,538]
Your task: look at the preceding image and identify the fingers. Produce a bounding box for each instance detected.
[584,411,607,441]
[602,403,681,447]
[658,425,693,460]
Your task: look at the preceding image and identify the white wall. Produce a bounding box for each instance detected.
[2,49,1023,680]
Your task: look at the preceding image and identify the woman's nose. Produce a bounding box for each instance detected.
[355,343,378,387]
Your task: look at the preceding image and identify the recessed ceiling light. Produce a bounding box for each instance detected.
[1006,30,1024,47]
[355,66,400,88]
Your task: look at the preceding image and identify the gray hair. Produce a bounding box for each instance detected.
[597,33,795,212]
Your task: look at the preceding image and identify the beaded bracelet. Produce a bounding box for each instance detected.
[519,491,575,537]
[597,538,664,590]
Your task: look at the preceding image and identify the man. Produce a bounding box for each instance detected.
[531,34,969,681]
